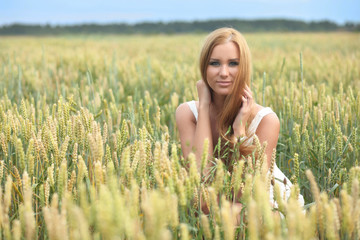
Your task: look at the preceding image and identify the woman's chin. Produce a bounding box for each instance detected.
[213,88,232,97]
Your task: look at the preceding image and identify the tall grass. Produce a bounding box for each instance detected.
[0,33,359,239]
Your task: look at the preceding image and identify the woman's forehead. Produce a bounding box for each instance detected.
[210,42,239,59]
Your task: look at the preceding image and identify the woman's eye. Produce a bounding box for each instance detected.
[209,61,220,66]
[229,61,239,66]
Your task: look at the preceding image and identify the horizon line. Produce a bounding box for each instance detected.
[1,17,359,27]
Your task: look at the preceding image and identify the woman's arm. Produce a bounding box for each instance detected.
[175,80,214,175]
[255,113,280,169]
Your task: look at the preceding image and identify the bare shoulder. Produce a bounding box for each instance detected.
[256,105,280,135]
[261,112,280,127]
[176,102,198,154]
[175,102,197,125]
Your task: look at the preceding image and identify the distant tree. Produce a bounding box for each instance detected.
[0,19,358,35]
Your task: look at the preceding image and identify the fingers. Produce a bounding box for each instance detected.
[197,79,212,106]
[243,89,251,99]
[241,84,254,110]
[243,84,252,98]
[196,79,204,88]
[242,84,253,104]
[241,96,251,105]
[242,91,252,102]
[196,79,206,93]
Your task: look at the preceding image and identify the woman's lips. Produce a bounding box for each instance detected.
[217,81,232,87]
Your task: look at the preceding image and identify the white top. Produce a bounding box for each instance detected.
[186,100,199,121]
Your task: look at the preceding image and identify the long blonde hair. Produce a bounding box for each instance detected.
[199,27,254,158]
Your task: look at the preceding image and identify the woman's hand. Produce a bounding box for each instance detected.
[233,84,254,137]
[196,80,211,108]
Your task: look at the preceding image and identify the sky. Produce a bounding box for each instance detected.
[1,0,359,26]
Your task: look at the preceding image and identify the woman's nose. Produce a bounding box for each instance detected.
[220,65,229,77]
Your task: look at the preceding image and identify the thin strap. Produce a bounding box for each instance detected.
[186,101,198,121]
[247,107,275,135]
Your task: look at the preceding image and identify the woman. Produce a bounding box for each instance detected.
[176,27,304,210]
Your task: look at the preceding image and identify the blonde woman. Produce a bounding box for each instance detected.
[176,27,304,212]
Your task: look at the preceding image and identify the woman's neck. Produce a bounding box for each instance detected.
[211,94,226,114]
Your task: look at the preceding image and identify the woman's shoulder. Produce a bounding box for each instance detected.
[250,104,279,127]
[175,101,198,124]
[252,104,280,130]
[252,104,277,118]
[253,105,280,147]
[176,101,199,113]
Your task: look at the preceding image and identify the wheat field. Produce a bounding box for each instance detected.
[0,32,359,239]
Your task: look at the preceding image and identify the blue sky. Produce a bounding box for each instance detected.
[1,0,359,26]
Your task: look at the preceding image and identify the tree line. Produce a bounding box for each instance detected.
[0,19,359,35]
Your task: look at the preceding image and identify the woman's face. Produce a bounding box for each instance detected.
[206,41,240,96]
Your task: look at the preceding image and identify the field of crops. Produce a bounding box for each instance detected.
[0,32,359,239]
